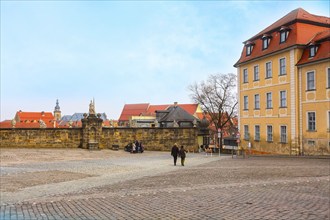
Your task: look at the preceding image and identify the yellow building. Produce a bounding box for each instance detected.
[234,8,329,155]
[297,31,330,155]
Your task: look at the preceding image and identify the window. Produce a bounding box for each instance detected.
[309,46,318,57]
[280,126,287,143]
[243,69,248,83]
[307,71,315,90]
[307,112,316,131]
[266,62,272,78]
[254,65,259,81]
[279,27,290,43]
[327,68,330,88]
[243,96,248,110]
[244,125,249,140]
[254,94,260,109]
[255,125,260,141]
[266,92,272,109]
[262,36,271,50]
[279,58,286,75]
[267,125,273,142]
[246,44,254,56]
[280,91,287,107]
[307,140,315,146]
[280,31,287,43]
[245,41,255,56]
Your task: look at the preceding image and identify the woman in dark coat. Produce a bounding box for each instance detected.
[171,143,179,166]
[179,145,188,166]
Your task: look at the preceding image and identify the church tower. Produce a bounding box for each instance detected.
[54,99,61,121]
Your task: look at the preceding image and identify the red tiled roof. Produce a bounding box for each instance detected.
[15,111,55,122]
[235,8,330,66]
[118,103,200,121]
[146,105,169,115]
[297,30,330,66]
[175,104,198,115]
[118,103,150,121]
[249,8,329,42]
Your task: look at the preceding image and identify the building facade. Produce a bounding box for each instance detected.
[234,8,329,155]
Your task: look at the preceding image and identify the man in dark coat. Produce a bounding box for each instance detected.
[171,143,179,166]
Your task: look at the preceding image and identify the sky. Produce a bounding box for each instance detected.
[1,0,329,120]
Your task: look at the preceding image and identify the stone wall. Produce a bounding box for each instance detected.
[0,128,82,148]
[100,128,198,151]
[0,128,199,151]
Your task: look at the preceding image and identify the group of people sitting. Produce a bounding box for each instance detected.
[131,140,144,153]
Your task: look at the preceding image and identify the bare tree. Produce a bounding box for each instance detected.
[189,73,238,148]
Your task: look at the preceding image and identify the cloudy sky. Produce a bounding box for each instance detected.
[1,0,329,120]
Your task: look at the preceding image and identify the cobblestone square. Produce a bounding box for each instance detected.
[0,149,329,220]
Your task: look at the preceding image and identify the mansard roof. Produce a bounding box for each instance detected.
[296,30,330,66]
[235,8,330,67]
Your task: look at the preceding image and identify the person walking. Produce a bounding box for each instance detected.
[179,145,187,166]
[171,143,179,166]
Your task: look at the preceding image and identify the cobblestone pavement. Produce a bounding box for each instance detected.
[0,149,329,220]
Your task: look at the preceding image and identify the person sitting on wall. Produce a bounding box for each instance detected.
[135,140,140,152]
[140,142,144,153]
[131,142,136,153]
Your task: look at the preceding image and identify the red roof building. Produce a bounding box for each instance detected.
[118,102,202,126]
[0,111,57,128]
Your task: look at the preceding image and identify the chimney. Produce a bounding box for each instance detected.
[174,102,178,107]
[41,111,45,116]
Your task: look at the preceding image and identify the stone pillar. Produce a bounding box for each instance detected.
[81,112,103,150]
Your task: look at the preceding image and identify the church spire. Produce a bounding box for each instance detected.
[54,99,60,111]
[54,99,61,121]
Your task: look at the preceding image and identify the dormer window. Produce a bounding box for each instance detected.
[245,41,255,56]
[262,34,272,50]
[279,26,290,43]
[309,45,318,58]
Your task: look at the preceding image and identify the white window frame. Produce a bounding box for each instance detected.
[253,65,259,81]
[307,111,316,131]
[255,125,260,141]
[243,96,248,110]
[267,125,273,142]
[306,71,315,90]
[265,61,272,78]
[279,90,287,108]
[309,46,318,58]
[280,31,289,43]
[243,68,248,83]
[254,94,260,109]
[246,45,253,56]
[244,125,249,140]
[262,38,269,50]
[279,57,286,75]
[266,92,272,109]
[280,125,287,143]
